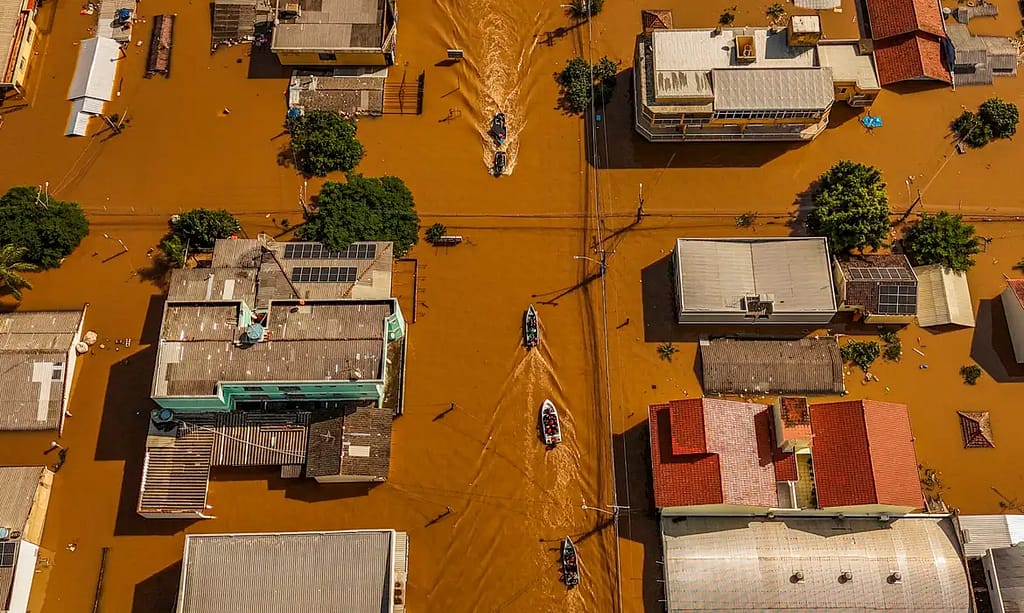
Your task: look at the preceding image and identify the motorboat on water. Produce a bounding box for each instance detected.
[491,112,507,145]
[493,150,507,177]
[523,305,538,348]
[562,536,580,588]
[540,399,562,447]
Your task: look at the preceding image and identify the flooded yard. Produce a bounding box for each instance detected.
[0,0,1023,610]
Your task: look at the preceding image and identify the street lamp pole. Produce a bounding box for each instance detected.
[573,251,607,276]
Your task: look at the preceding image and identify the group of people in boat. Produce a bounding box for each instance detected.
[491,112,507,176]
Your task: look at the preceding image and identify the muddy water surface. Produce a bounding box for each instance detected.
[2,0,1024,610]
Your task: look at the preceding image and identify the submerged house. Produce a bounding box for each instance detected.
[1001,279,1024,364]
[175,529,409,613]
[0,0,38,95]
[632,15,880,142]
[863,0,951,85]
[139,239,405,519]
[648,397,924,514]
[914,264,975,327]
[672,237,837,324]
[270,0,397,67]
[0,309,88,433]
[699,337,846,395]
[834,254,919,324]
[0,466,54,613]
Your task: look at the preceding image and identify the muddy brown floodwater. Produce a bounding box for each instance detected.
[1,0,1024,610]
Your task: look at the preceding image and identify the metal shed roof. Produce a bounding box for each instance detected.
[712,67,834,111]
[959,515,1024,558]
[914,264,975,327]
[67,36,120,101]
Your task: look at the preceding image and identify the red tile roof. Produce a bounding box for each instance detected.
[873,34,951,85]
[1008,279,1024,309]
[865,0,946,39]
[809,400,924,509]
[778,397,812,444]
[649,399,791,509]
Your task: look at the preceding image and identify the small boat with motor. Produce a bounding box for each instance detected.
[562,536,580,588]
[523,304,538,348]
[493,150,506,176]
[540,399,562,447]
[491,112,507,145]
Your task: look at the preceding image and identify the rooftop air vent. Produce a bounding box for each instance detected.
[839,571,853,583]
[889,571,903,584]
[791,571,805,584]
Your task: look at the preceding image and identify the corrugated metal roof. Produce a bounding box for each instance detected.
[712,67,834,111]
[138,433,213,515]
[0,0,27,85]
[700,337,845,395]
[676,237,836,314]
[307,406,392,479]
[0,466,44,531]
[959,515,1024,557]
[177,529,402,613]
[817,43,881,90]
[67,37,120,101]
[915,264,975,327]
[661,515,970,611]
[270,0,384,51]
[990,547,1024,612]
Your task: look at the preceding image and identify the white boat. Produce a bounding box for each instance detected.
[540,399,562,446]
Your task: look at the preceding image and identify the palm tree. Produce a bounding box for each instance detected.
[0,244,38,301]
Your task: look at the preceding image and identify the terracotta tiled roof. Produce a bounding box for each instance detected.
[873,33,951,85]
[649,399,792,509]
[865,0,946,39]
[778,397,812,443]
[958,411,994,448]
[1008,279,1024,309]
[642,9,674,31]
[810,400,924,509]
[837,253,920,314]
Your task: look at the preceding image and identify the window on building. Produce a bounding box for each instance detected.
[278,385,301,392]
[285,392,306,399]
[242,386,263,392]
[52,363,64,381]
[248,394,271,400]
[318,52,337,61]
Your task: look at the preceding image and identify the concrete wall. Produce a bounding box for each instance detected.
[274,51,387,67]
[2,7,37,91]
[1002,285,1024,364]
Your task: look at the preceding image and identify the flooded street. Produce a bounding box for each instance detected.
[0,0,1023,610]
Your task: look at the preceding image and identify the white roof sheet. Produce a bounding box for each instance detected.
[67,37,120,102]
[675,237,836,313]
[959,515,1024,557]
[713,67,834,111]
[661,515,970,612]
[914,264,975,328]
[652,28,817,72]
[817,43,881,90]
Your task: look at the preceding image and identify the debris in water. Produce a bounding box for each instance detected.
[912,347,926,357]
[66,542,77,552]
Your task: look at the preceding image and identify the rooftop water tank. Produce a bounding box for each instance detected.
[243,323,265,344]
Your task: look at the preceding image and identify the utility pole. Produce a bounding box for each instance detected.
[636,182,645,224]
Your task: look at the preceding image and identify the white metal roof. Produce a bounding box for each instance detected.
[713,67,834,111]
[652,28,816,72]
[915,265,975,327]
[66,37,120,101]
[661,515,970,612]
[675,237,837,314]
[959,515,1024,557]
[817,43,881,90]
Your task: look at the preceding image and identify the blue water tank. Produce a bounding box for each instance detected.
[244,323,265,343]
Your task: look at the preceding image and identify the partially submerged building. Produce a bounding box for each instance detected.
[0,466,54,613]
[65,36,121,136]
[649,398,924,513]
[946,22,1017,87]
[288,67,387,117]
[958,515,1024,612]
[633,16,880,142]
[270,0,397,67]
[1000,279,1024,364]
[0,309,87,433]
[834,254,918,323]
[863,0,951,85]
[914,264,975,327]
[0,0,38,95]
[659,514,971,612]
[673,237,837,324]
[139,239,405,518]
[699,337,845,395]
[175,529,409,613]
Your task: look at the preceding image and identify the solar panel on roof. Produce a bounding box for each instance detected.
[0,541,16,568]
[282,243,377,260]
[877,283,917,315]
[290,266,357,283]
[847,267,914,282]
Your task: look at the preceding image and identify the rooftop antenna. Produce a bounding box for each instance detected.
[35,182,49,209]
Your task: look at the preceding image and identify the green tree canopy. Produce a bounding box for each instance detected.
[0,244,39,301]
[0,187,89,269]
[904,211,981,271]
[953,111,992,148]
[287,110,365,176]
[807,161,891,254]
[566,0,604,19]
[979,98,1019,139]
[171,208,240,249]
[298,174,420,256]
[557,56,619,114]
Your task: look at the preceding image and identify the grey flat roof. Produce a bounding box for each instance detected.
[271,0,384,51]
[661,515,970,612]
[177,530,402,613]
[700,337,845,394]
[713,67,834,111]
[989,547,1024,612]
[0,310,85,431]
[154,300,392,397]
[675,238,836,314]
[817,43,881,90]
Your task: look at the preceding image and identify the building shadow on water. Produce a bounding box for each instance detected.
[131,561,181,613]
[222,466,379,502]
[971,297,1024,383]
[246,46,290,80]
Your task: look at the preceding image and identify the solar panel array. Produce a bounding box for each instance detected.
[290,266,358,284]
[877,283,917,315]
[282,243,377,260]
[0,541,15,568]
[847,266,914,282]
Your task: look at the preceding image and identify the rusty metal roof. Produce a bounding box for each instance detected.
[700,337,845,395]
